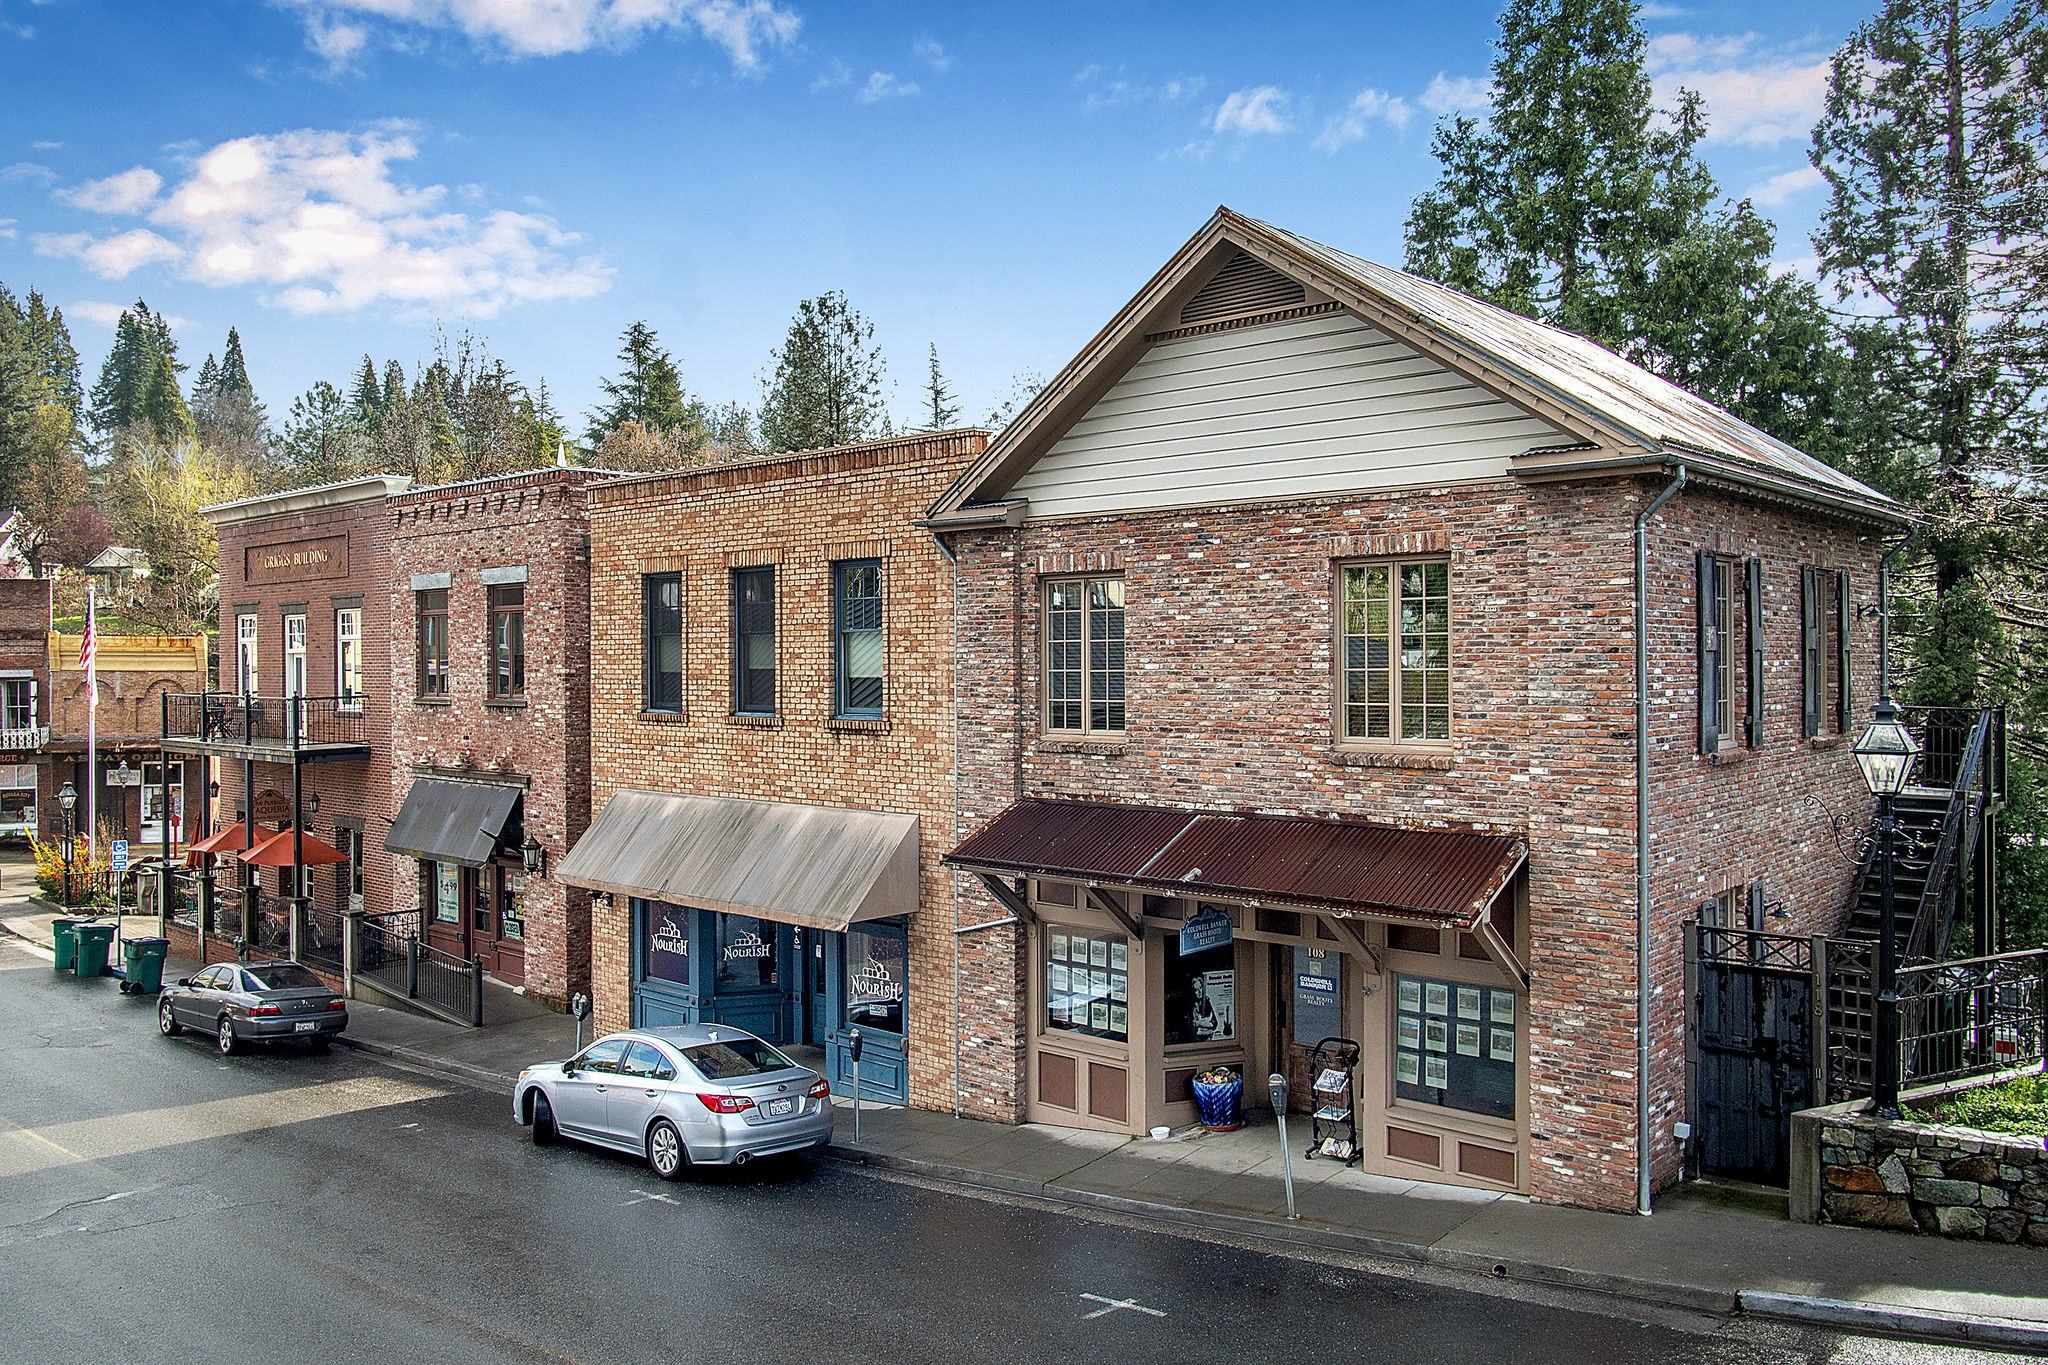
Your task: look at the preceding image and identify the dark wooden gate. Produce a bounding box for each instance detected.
[1686,925,1821,1185]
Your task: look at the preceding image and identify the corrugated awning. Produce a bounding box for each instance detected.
[383,778,522,868]
[944,798,1525,928]
[558,790,920,933]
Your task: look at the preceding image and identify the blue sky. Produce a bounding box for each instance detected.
[1,0,1873,436]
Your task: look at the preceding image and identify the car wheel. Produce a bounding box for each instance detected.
[217,1015,239,1056]
[530,1093,557,1146]
[647,1118,686,1181]
[158,998,181,1036]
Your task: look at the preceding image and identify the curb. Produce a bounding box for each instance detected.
[825,1146,2048,1351]
[333,1034,518,1092]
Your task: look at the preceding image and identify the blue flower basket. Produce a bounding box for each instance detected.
[1190,1070,1243,1131]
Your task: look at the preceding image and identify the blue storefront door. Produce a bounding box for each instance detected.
[827,921,908,1104]
[706,913,793,1044]
[801,929,831,1046]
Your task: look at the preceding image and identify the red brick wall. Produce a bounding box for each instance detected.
[583,432,984,1113]
[948,472,1883,1209]
[387,468,605,1008]
[211,489,400,919]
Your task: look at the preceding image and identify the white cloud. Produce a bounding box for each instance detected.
[55,166,163,215]
[856,71,917,102]
[30,141,63,152]
[1419,73,1492,117]
[1073,65,1204,113]
[1746,163,1824,208]
[0,219,15,241]
[66,301,194,331]
[36,126,611,319]
[2,161,57,185]
[912,34,950,71]
[1647,31,1830,145]
[273,0,801,72]
[1638,2,1687,16]
[1212,86,1291,136]
[1314,86,1411,152]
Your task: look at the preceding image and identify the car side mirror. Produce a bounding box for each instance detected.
[175,978,190,987]
[562,1062,577,1076]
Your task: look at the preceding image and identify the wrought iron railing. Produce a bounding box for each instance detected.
[350,914,482,1027]
[162,693,372,751]
[1696,923,1815,972]
[1904,707,1997,965]
[1825,937,1876,1102]
[1897,949,2048,1088]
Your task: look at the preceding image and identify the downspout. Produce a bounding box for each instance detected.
[1635,463,1685,1216]
[931,526,965,1118]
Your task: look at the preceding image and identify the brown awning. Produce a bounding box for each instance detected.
[944,798,1525,927]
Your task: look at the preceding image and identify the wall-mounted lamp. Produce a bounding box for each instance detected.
[208,780,221,799]
[308,792,321,816]
[522,832,547,878]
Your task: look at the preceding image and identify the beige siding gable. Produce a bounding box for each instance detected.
[1009,310,1564,519]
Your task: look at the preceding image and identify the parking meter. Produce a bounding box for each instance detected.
[571,992,590,1051]
[1269,1072,1297,1219]
[847,1027,864,1142]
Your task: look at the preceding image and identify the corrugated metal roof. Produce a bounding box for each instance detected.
[1239,214,1887,509]
[558,790,921,933]
[946,798,1525,926]
[384,778,522,869]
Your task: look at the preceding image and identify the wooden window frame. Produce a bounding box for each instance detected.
[833,559,885,720]
[1,678,32,731]
[416,589,449,698]
[282,612,307,699]
[236,613,259,696]
[1337,558,1452,749]
[335,607,363,711]
[642,572,683,715]
[1043,575,1126,737]
[489,583,525,699]
[731,565,776,716]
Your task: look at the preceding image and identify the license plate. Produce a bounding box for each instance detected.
[293,1020,318,1033]
[762,1098,794,1117]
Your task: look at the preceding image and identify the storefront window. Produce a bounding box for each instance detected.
[1392,972,1517,1120]
[713,914,778,993]
[434,862,459,923]
[500,870,526,942]
[1046,928,1128,1043]
[643,900,690,985]
[845,926,905,1034]
[1165,936,1235,1045]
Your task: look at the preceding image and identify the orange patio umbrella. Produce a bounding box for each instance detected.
[238,827,349,867]
[184,820,250,867]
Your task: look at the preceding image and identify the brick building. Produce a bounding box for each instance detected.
[166,475,413,936]
[384,467,613,1009]
[926,210,1899,1210]
[559,431,985,1109]
[0,579,51,841]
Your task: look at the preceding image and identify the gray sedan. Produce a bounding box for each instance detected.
[513,1025,833,1178]
[158,960,348,1054]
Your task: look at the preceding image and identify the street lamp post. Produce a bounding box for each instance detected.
[1852,695,1921,1117]
[57,779,77,907]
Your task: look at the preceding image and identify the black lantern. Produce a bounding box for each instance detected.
[1853,696,1920,1117]
[308,792,321,816]
[522,833,545,877]
[56,779,77,905]
[57,780,77,817]
[208,779,221,799]
[1852,698,1920,797]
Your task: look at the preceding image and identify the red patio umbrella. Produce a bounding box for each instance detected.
[238,827,349,867]
[184,820,251,867]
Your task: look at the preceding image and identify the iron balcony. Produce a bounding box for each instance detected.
[161,692,372,761]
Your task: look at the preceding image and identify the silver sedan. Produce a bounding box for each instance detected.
[513,1025,834,1178]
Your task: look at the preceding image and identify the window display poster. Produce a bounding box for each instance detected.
[1110,1003,1128,1034]
[1426,982,1450,1015]
[1110,941,1128,971]
[1491,1028,1515,1062]
[1051,964,1070,994]
[1398,979,1422,1012]
[1090,939,1109,969]
[1051,932,1069,962]
[1165,938,1236,1045]
[1457,986,1481,1020]
[1491,990,1515,1023]
[1425,1018,1448,1051]
[1293,946,1344,1045]
[1425,1054,1448,1088]
[1110,972,1127,1002]
[1397,1051,1420,1085]
[1396,1015,1421,1049]
[1090,1000,1110,1030]
[1456,1023,1481,1057]
[1394,972,1517,1120]
[1197,970,1234,1041]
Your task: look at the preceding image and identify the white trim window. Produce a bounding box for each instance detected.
[283,613,308,699]
[1,678,33,732]
[335,608,363,710]
[236,614,260,696]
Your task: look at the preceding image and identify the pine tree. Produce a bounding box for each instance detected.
[349,355,382,424]
[279,380,360,487]
[1403,0,1842,451]
[919,343,960,431]
[87,300,191,448]
[585,321,701,449]
[758,291,888,452]
[217,327,251,396]
[195,354,220,396]
[1812,0,2048,713]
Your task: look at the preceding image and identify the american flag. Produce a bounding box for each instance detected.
[78,594,96,707]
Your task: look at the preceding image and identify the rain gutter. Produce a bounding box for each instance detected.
[1635,462,1686,1216]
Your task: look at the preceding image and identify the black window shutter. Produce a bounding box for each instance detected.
[1747,881,1767,931]
[1836,571,1853,733]
[1697,549,1719,754]
[1745,557,1764,746]
[1801,566,1821,738]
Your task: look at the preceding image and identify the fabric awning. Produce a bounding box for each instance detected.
[558,789,920,933]
[944,798,1526,928]
[383,778,522,868]
[239,827,349,867]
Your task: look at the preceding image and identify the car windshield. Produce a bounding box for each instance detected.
[244,963,326,990]
[681,1038,795,1080]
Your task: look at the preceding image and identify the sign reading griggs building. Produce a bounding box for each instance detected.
[245,535,349,586]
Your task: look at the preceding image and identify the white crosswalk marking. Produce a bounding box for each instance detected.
[1079,1293,1166,1320]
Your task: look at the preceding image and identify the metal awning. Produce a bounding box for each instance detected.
[557,790,920,933]
[383,778,522,868]
[944,798,1526,929]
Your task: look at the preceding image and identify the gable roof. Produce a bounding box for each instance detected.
[928,207,1901,526]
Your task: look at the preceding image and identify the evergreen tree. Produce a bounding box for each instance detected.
[919,343,960,431]
[1812,0,2048,712]
[190,327,268,473]
[279,381,361,487]
[585,321,701,449]
[758,291,887,452]
[1403,0,1841,450]
[217,326,252,395]
[349,356,382,425]
[22,291,81,417]
[87,300,190,448]
[195,354,220,396]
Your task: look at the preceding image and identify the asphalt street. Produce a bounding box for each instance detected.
[0,936,2017,1365]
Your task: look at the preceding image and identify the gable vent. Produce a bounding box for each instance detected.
[1178,250,1306,326]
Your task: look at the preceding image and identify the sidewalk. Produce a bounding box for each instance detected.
[3,893,2042,1351]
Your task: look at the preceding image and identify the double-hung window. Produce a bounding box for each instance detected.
[282,614,307,699]
[490,585,525,698]
[1045,577,1124,735]
[236,614,259,696]
[1,678,32,732]
[644,573,683,713]
[417,590,449,697]
[335,608,363,710]
[1338,561,1450,743]
[732,567,776,715]
[834,560,884,718]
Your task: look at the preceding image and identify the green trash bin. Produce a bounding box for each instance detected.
[73,922,115,978]
[120,937,169,995]
[51,917,84,973]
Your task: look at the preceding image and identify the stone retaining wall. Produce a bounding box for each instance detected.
[1791,1070,2048,1245]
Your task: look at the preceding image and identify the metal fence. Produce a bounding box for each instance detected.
[1898,949,2048,1088]
[351,914,482,1027]
[164,693,373,750]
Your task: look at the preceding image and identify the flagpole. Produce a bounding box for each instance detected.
[85,582,96,889]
